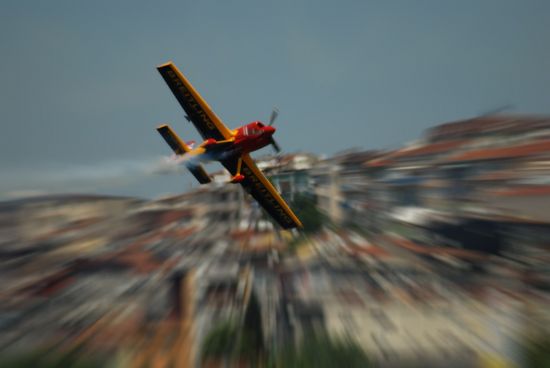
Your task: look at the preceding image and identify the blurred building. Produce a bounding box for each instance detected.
[2,114,550,367]
[312,150,381,227]
[261,153,318,202]
[365,114,550,272]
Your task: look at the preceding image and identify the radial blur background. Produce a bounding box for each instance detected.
[1,1,550,367]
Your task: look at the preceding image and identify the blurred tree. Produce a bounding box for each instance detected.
[201,320,238,363]
[523,334,550,367]
[239,292,264,359]
[0,348,105,368]
[290,193,326,234]
[202,292,266,367]
[275,334,371,368]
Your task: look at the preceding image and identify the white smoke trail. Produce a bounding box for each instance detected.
[0,155,202,199]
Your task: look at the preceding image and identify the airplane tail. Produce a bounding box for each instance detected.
[156,124,212,184]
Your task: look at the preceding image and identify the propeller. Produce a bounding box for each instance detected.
[267,107,281,153]
[270,137,281,153]
[268,107,279,126]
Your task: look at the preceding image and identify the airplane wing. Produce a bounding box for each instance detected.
[222,154,303,229]
[157,62,233,141]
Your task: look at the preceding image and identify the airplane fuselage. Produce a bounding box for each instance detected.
[232,121,276,155]
[198,120,276,159]
[181,121,277,166]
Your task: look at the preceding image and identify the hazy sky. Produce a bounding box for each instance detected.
[1,0,549,198]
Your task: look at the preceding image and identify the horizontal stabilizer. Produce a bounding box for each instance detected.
[157,124,190,155]
[157,124,211,184]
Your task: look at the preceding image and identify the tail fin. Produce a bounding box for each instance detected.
[157,124,212,184]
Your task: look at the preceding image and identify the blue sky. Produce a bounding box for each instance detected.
[1,0,549,198]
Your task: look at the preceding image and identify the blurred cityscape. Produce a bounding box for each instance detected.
[1,114,550,367]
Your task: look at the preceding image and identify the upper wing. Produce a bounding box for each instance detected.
[222,154,303,229]
[157,62,233,141]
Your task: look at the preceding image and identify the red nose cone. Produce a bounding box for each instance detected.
[264,126,276,134]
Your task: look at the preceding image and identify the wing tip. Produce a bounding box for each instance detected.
[289,217,303,229]
[156,61,175,70]
[156,123,170,131]
[282,220,302,230]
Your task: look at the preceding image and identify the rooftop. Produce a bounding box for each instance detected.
[446,140,550,162]
[427,115,550,140]
[492,185,550,197]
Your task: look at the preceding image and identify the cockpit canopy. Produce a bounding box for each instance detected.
[243,121,265,136]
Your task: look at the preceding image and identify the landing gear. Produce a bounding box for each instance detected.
[230,157,245,183]
[231,174,245,183]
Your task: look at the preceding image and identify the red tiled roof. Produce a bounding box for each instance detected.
[391,140,468,158]
[428,115,550,140]
[365,158,394,167]
[365,140,468,167]
[387,235,490,261]
[493,185,550,197]
[429,116,512,137]
[469,171,519,181]
[447,140,550,162]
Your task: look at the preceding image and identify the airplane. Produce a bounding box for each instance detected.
[155,61,303,230]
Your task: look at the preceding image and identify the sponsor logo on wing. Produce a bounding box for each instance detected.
[166,69,218,132]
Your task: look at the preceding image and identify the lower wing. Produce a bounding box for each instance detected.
[222,154,302,229]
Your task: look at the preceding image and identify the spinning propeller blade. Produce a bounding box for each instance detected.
[270,137,281,153]
[268,107,279,126]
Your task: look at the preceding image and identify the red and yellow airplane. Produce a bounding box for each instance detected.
[156,62,302,229]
